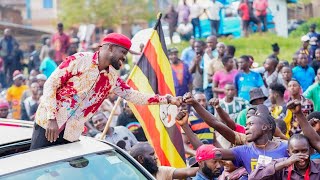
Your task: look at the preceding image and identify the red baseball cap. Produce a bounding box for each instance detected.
[196,144,217,162]
[100,33,141,55]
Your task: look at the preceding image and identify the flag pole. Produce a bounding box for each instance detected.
[100,13,163,140]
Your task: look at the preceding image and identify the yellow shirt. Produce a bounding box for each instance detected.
[6,85,28,119]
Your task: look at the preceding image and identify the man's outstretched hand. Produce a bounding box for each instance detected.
[182,92,197,105]
[169,96,183,106]
[176,110,189,126]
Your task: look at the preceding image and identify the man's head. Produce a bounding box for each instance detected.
[91,112,108,132]
[307,111,320,134]
[194,92,207,109]
[48,49,55,60]
[288,134,310,170]
[298,53,308,67]
[249,88,267,105]
[272,43,280,55]
[315,48,320,60]
[206,35,217,50]
[29,44,36,53]
[130,142,158,175]
[263,58,277,72]
[281,66,292,81]
[194,40,206,55]
[36,74,47,89]
[107,92,118,102]
[224,83,236,99]
[57,23,64,34]
[99,33,137,70]
[310,24,316,33]
[268,83,285,104]
[226,45,236,57]
[168,48,180,64]
[237,55,250,71]
[196,145,222,178]
[123,101,134,117]
[222,55,234,71]
[216,42,226,56]
[0,99,9,118]
[301,35,310,49]
[288,79,301,97]
[13,70,24,87]
[30,82,40,96]
[4,28,11,37]
[245,113,276,142]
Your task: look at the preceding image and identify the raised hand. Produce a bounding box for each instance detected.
[287,100,302,114]
[182,92,196,105]
[209,98,220,108]
[175,110,189,126]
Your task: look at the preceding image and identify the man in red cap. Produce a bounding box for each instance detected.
[30,33,183,149]
[0,99,10,118]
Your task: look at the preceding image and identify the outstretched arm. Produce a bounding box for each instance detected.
[210,98,237,130]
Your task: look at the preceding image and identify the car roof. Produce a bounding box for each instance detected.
[0,119,33,145]
[0,136,113,176]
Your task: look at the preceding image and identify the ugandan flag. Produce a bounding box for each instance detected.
[127,16,186,168]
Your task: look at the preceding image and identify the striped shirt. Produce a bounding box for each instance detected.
[188,110,214,144]
[219,97,250,121]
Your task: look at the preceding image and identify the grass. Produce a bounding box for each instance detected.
[170,33,301,66]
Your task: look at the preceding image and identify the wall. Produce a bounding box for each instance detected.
[269,0,288,37]
[0,6,23,24]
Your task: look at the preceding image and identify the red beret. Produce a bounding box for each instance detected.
[101,33,132,50]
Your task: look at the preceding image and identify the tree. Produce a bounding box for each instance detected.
[59,0,156,28]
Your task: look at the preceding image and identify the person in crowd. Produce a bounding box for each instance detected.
[12,44,24,73]
[311,48,320,74]
[36,74,47,91]
[284,79,314,137]
[268,83,287,119]
[181,37,195,66]
[206,0,223,36]
[212,56,238,99]
[177,0,190,23]
[21,82,40,121]
[190,0,204,38]
[269,43,280,62]
[130,142,198,180]
[218,83,249,121]
[176,18,193,41]
[263,57,281,88]
[92,112,137,151]
[40,49,57,78]
[304,68,320,112]
[193,144,224,180]
[98,92,121,127]
[40,38,51,61]
[6,70,28,120]
[28,44,41,74]
[117,101,147,141]
[51,23,70,65]
[253,0,268,32]
[164,5,179,43]
[249,134,320,179]
[169,48,192,96]
[179,93,288,174]
[306,111,320,160]
[30,33,182,150]
[292,53,315,92]
[238,0,250,37]
[308,24,319,59]
[0,99,10,118]
[218,160,247,180]
[0,28,19,87]
[296,35,312,63]
[235,55,264,101]
[189,40,205,92]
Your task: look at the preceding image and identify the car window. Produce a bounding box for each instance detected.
[0,150,150,180]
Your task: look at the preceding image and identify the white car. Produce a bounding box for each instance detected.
[0,119,155,180]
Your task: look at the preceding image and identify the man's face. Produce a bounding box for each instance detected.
[224,84,236,99]
[0,107,9,118]
[245,116,265,142]
[308,117,320,133]
[223,161,237,173]
[237,58,248,70]
[302,41,309,49]
[58,26,63,34]
[251,98,265,106]
[288,139,310,170]
[288,81,300,96]
[199,159,222,178]
[124,104,134,117]
[206,37,217,50]
[194,42,204,54]
[315,49,320,60]
[141,145,158,174]
[194,93,207,109]
[281,67,292,81]
[14,77,23,87]
[310,27,315,33]
[263,58,275,72]
[108,45,128,70]
[37,79,46,88]
[268,89,277,104]
[298,54,308,67]
[169,52,179,64]
[217,44,225,56]
[4,29,11,37]
[31,83,40,95]
[92,114,107,132]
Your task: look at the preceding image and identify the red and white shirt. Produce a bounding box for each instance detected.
[35,52,169,141]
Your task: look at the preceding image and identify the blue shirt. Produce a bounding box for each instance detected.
[181,46,195,67]
[193,172,217,180]
[292,65,315,92]
[235,71,264,101]
[39,57,57,78]
[231,142,288,173]
[172,62,192,96]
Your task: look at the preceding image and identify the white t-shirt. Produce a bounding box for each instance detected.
[207,1,223,20]
[190,3,203,19]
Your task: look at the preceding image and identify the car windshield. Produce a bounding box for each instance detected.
[0,150,150,180]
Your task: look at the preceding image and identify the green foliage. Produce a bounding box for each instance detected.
[59,0,156,28]
[170,33,300,66]
[289,18,320,38]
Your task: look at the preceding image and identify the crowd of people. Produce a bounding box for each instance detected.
[0,8,320,180]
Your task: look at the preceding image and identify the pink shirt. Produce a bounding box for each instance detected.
[253,0,268,16]
[51,32,70,63]
[213,69,238,99]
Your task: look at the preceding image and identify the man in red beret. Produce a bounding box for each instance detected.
[30,33,183,149]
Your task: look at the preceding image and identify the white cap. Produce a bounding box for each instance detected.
[36,74,47,81]
[301,35,310,42]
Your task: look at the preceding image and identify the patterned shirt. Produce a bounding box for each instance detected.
[35,52,169,142]
[219,97,249,121]
[188,110,214,144]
